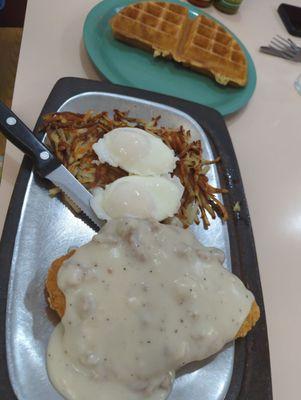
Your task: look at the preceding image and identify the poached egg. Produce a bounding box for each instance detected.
[90,175,184,222]
[92,127,178,176]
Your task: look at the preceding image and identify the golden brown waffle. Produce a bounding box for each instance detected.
[111,2,188,58]
[110,2,248,86]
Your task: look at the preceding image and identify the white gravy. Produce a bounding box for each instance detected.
[47,218,254,400]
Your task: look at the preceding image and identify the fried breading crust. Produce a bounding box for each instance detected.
[235,300,260,338]
[45,251,75,319]
[46,253,260,338]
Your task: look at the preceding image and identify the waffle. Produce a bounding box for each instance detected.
[110,2,248,87]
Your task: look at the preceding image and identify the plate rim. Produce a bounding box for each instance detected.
[83,0,257,116]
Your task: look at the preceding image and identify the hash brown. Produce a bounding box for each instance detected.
[43,110,228,229]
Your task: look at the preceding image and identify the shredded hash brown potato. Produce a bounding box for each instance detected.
[42,110,228,229]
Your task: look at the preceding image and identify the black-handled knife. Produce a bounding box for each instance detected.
[0,101,102,229]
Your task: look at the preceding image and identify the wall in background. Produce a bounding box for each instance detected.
[0,0,27,180]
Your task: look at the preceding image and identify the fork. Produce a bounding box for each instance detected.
[260,35,301,62]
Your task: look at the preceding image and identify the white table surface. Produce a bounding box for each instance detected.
[1,0,301,398]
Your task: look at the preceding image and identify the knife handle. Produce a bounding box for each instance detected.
[0,101,60,176]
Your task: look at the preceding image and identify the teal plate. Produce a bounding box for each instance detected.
[83,0,256,115]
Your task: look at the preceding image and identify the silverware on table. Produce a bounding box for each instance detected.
[0,101,102,229]
[260,35,301,62]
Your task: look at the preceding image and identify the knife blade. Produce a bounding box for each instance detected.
[46,165,102,229]
[0,101,102,230]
